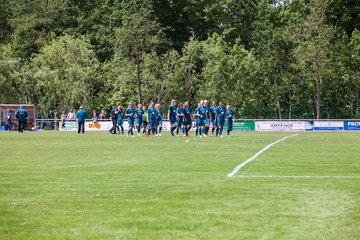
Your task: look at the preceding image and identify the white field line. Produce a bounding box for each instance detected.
[227,134,299,178]
[233,175,360,179]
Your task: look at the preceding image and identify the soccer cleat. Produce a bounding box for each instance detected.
[176,135,179,137]
[220,135,224,138]
[203,134,207,138]
[137,133,141,136]
[131,135,134,138]
[159,133,162,136]
[200,135,203,138]
[183,134,186,137]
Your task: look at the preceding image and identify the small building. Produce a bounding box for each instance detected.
[0,104,36,131]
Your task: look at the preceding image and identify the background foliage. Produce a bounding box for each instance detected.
[0,0,359,119]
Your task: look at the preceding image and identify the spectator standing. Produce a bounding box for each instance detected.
[6,110,13,131]
[76,106,86,134]
[60,111,67,128]
[15,106,28,133]
[99,110,106,120]
[67,110,76,121]
[92,110,98,123]
[109,106,118,134]
[48,110,55,129]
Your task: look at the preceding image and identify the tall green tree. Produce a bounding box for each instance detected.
[30,35,100,111]
[114,3,165,104]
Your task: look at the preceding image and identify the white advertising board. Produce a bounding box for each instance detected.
[255,121,306,132]
[313,121,344,131]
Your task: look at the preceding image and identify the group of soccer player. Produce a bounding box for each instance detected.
[109,99,233,138]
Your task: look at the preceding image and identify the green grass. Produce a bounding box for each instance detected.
[0,131,359,239]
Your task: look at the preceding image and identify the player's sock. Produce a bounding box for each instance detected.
[159,126,162,134]
[216,128,219,136]
[196,128,198,136]
[182,127,185,134]
[227,128,230,136]
[212,127,215,135]
[137,125,140,133]
[176,127,179,135]
[147,128,151,135]
[187,126,191,133]
[219,128,223,135]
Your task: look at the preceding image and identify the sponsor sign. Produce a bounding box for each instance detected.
[231,121,255,131]
[344,121,360,130]
[255,121,306,132]
[59,121,128,131]
[313,121,344,131]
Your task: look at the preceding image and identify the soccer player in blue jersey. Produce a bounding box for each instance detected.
[147,102,157,136]
[193,102,201,136]
[176,103,185,137]
[226,104,234,137]
[210,100,217,136]
[117,105,124,134]
[135,104,144,136]
[125,103,135,137]
[203,100,210,136]
[216,101,226,137]
[168,99,177,136]
[198,100,207,137]
[183,101,192,137]
[155,103,162,136]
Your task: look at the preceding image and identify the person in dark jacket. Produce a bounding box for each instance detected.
[109,106,118,134]
[76,106,86,134]
[15,106,28,133]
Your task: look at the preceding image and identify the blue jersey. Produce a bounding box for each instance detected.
[168,105,177,119]
[204,106,210,119]
[117,108,123,120]
[216,107,226,119]
[135,109,144,119]
[183,107,191,120]
[148,107,157,120]
[210,106,217,120]
[198,106,206,119]
[156,109,162,120]
[177,108,184,120]
[194,107,200,120]
[226,110,233,121]
[126,108,135,119]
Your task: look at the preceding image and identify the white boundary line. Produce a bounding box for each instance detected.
[227,134,299,178]
[233,175,360,179]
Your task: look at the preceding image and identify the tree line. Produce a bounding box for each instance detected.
[0,0,359,119]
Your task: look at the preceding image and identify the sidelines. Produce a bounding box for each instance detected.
[233,175,360,179]
[227,134,299,178]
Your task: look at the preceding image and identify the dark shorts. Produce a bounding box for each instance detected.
[157,120,163,126]
[217,118,225,127]
[177,118,184,126]
[211,120,217,127]
[227,120,233,129]
[128,118,134,126]
[169,117,177,124]
[117,119,123,126]
[135,118,142,125]
[149,119,156,127]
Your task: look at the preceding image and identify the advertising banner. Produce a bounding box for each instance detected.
[231,121,255,131]
[255,121,306,132]
[344,121,360,130]
[313,121,344,131]
[59,121,129,131]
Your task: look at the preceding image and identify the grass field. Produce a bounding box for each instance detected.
[0,131,359,239]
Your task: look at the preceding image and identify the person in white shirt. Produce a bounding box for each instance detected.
[67,110,76,120]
